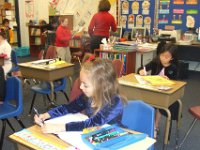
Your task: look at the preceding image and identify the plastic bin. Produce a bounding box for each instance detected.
[15,47,30,57]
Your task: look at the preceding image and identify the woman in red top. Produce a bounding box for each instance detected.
[88,0,117,53]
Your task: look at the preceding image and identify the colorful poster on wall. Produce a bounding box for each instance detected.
[132,1,139,14]
[186,15,195,28]
[159,1,170,14]
[128,14,134,29]
[121,15,127,28]
[186,9,198,15]
[119,0,155,34]
[158,15,168,24]
[144,16,151,33]
[136,15,143,27]
[173,0,184,5]
[186,0,198,5]
[49,0,60,16]
[122,0,129,14]
[25,0,34,18]
[171,14,182,24]
[142,0,150,15]
[158,0,200,32]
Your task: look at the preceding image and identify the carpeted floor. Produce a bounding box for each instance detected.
[1,56,200,150]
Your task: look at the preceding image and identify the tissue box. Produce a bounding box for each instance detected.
[100,44,112,50]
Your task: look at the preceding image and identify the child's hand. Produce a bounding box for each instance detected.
[139,69,146,76]
[34,113,50,126]
[41,123,65,134]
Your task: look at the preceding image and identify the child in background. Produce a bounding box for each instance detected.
[139,43,179,138]
[0,29,12,103]
[55,16,72,62]
[0,30,12,75]
[34,59,127,133]
[1,19,14,44]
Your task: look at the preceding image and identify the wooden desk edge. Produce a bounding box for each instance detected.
[119,73,187,95]
[9,125,70,149]
[18,62,74,71]
[9,125,155,150]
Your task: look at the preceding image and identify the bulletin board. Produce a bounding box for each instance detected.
[158,0,200,32]
[48,0,117,31]
[119,0,156,34]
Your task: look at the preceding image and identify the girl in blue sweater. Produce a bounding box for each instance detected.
[34,59,127,133]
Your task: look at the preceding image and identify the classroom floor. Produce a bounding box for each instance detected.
[1,56,200,150]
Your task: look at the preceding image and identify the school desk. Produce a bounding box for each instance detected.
[18,61,74,103]
[9,125,155,150]
[118,73,187,150]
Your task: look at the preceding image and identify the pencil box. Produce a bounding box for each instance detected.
[81,125,147,150]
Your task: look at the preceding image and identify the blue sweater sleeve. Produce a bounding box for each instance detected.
[66,96,124,131]
[48,94,87,119]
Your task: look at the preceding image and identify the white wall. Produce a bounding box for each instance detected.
[19,0,116,46]
[19,0,49,46]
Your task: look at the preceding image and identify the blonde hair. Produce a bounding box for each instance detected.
[81,59,127,114]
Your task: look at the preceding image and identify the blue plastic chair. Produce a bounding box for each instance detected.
[0,77,25,150]
[29,77,69,114]
[122,100,155,150]
[10,50,20,73]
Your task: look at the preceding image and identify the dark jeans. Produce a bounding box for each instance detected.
[90,36,107,53]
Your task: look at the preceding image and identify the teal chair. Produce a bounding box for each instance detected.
[122,100,155,150]
[0,77,25,150]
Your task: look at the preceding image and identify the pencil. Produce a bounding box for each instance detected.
[143,66,147,75]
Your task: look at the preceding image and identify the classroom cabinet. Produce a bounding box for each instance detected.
[94,49,136,75]
[135,50,156,72]
[28,25,48,57]
[70,37,82,52]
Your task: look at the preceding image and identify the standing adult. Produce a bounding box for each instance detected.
[55,16,72,62]
[88,0,117,53]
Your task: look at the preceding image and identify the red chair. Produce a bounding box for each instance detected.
[69,78,83,102]
[45,45,57,59]
[38,50,45,60]
[176,106,200,149]
[112,59,124,77]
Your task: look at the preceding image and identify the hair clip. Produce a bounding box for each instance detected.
[86,55,95,62]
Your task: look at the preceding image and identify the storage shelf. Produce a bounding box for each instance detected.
[94,49,136,74]
[28,25,47,57]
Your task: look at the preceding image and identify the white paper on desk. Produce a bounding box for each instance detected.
[138,43,157,49]
[44,113,89,125]
[31,59,53,65]
[135,75,149,85]
[58,131,92,150]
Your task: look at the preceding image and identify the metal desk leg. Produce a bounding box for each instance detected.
[68,76,73,90]
[163,108,171,150]
[49,81,56,107]
[176,99,183,146]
